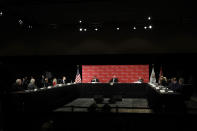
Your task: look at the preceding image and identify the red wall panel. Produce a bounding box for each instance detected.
[82,65,149,83]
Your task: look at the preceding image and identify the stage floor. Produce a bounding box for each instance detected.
[54,98,152,113]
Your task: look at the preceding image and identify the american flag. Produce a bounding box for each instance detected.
[75,68,81,83]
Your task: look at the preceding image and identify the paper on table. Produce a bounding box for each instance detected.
[110,82,114,86]
[160,90,165,93]
[92,82,99,84]
[149,83,156,87]
[156,87,160,90]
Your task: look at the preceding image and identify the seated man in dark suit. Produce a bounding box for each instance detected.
[160,77,168,86]
[109,75,118,83]
[175,78,184,92]
[137,77,144,83]
[60,76,67,84]
[22,76,29,90]
[43,77,51,87]
[91,76,99,83]
[11,79,24,92]
[168,77,182,92]
[168,78,174,88]
[40,75,45,87]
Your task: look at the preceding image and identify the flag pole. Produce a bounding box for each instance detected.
[75,65,82,83]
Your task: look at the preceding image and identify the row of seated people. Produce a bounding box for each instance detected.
[91,75,144,83]
[159,76,184,92]
[10,75,145,92]
[10,76,67,92]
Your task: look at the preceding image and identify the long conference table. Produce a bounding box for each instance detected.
[4,83,185,113]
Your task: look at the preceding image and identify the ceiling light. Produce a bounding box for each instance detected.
[79,20,82,23]
[0,11,3,16]
[148,17,151,20]
[149,25,152,29]
[79,28,83,32]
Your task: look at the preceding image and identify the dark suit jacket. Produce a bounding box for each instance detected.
[109,78,118,83]
[27,83,38,90]
[91,79,99,82]
[169,83,183,92]
[11,83,24,92]
[44,82,51,87]
[59,79,67,84]
[22,80,29,90]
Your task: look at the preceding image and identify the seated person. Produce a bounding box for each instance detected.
[43,77,50,87]
[158,76,164,85]
[22,76,29,90]
[109,75,118,83]
[134,77,144,83]
[160,76,168,86]
[41,75,45,87]
[136,77,144,83]
[11,79,24,92]
[91,76,99,83]
[168,77,175,88]
[60,76,67,84]
[175,78,184,92]
[168,77,181,92]
[27,78,38,90]
[178,78,184,85]
[53,78,57,86]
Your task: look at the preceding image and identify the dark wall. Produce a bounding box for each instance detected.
[0,1,197,56]
[1,28,197,55]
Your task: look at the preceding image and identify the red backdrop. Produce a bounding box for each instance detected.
[82,65,149,83]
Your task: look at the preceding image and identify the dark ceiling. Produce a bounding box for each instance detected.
[0,0,197,56]
[1,0,196,25]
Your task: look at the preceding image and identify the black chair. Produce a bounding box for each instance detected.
[94,95,104,103]
[182,84,193,100]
